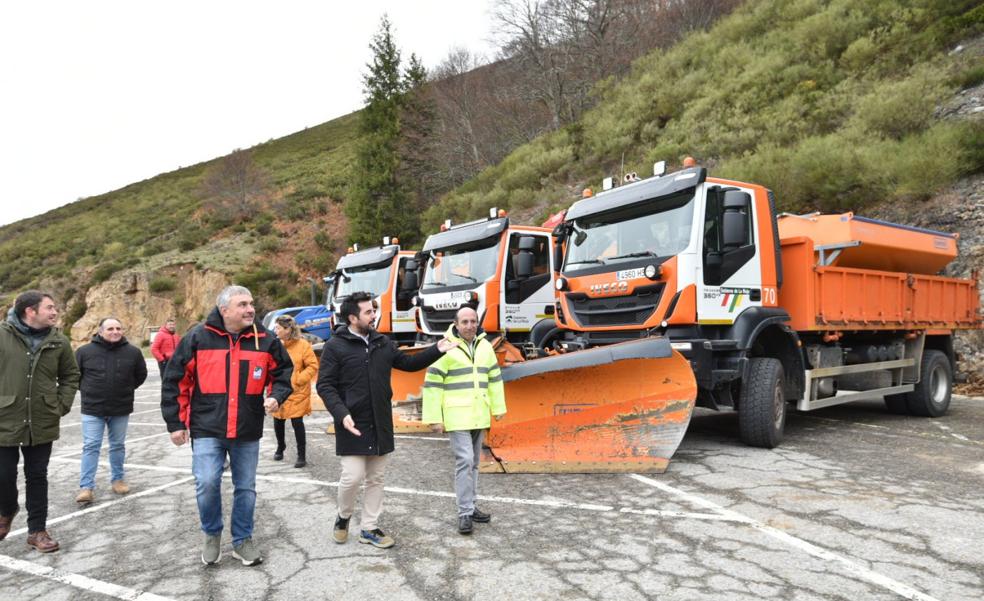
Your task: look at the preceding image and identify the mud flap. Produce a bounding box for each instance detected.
[480,338,696,474]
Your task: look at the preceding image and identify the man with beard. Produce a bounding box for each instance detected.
[0,291,79,553]
[318,291,455,549]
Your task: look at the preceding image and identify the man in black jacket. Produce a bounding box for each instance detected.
[161,285,293,567]
[317,291,454,549]
[74,318,147,504]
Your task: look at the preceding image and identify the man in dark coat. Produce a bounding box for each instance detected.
[74,317,148,504]
[317,291,454,549]
[0,291,80,553]
[161,285,293,567]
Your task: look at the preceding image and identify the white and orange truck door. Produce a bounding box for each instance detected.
[695,183,765,325]
[499,230,556,335]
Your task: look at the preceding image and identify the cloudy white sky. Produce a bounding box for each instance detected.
[0,1,497,226]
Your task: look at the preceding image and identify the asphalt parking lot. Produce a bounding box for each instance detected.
[1,362,982,601]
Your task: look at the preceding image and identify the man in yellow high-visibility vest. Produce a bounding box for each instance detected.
[422,306,506,535]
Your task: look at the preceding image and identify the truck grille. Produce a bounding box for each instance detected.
[565,283,664,327]
[420,307,457,333]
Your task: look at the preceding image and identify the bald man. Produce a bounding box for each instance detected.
[422,306,506,535]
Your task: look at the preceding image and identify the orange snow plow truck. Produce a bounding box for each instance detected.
[539,162,981,465]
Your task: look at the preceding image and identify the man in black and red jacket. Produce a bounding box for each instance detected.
[161,285,292,567]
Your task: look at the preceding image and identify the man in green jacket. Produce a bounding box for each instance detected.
[422,306,506,535]
[0,291,80,553]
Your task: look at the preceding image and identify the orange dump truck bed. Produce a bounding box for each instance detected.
[776,214,981,332]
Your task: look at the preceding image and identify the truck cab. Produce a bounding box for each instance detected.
[555,166,781,348]
[554,165,796,446]
[327,241,422,346]
[416,211,557,350]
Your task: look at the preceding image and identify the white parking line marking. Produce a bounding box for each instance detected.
[259,427,445,440]
[803,415,982,446]
[46,456,738,523]
[0,554,175,601]
[53,431,173,458]
[629,474,941,601]
[6,475,195,539]
[933,422,972,442]
[61,408,163,428]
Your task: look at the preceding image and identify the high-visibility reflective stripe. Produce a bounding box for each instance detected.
[488,374,502,383]
[446,367,474,377]
[426,366,447,377]
[445,381,488,390]
[423,381,445,389]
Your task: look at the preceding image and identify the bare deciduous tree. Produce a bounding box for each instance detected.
[200,148,270,222]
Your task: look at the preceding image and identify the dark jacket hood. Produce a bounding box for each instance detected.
[6,307,51,338]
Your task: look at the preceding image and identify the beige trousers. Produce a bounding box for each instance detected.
[337,454,389,531]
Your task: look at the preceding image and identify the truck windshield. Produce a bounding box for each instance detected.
[564,191,695,273]
[423,239,500,289]
[333,264,392,302]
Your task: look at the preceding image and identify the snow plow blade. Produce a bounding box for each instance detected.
[480,338,696,474]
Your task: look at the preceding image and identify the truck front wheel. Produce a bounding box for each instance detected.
[738,357,786,448]
[905,350,952,417]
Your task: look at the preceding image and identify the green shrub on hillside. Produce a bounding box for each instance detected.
[149,277,177,293]
[257,236,281,253]
[63,298,87,328]
[91,263,122,284]
[426,0,984,227]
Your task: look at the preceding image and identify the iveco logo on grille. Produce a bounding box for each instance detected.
[589,281,629,295]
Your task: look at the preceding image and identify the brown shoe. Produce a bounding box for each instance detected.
[0,510,17,541]
[111,480,130,495]
[75,488,94,504]
[26,530,59,553]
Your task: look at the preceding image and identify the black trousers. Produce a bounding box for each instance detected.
[273,417,306,457]
[157,360,167,378]
[0,442,53,533]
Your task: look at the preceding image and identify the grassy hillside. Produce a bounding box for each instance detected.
[2,0,981,321]
[0,111,360,312]
[426,0,984,227]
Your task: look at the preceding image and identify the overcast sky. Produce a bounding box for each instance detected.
[0,1,497,226]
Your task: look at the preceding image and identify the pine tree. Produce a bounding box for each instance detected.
[346,16,419,245]
[397,53,439,224]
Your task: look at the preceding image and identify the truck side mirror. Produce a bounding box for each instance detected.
[722,191,751,249]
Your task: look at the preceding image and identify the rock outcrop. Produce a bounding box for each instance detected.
[71,264,228,345]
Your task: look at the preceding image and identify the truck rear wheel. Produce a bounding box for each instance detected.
[738,357,786,448]
[906,350,952,417]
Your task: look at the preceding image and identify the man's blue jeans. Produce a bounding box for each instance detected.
[191,437,259,545]
[79,414,129,489]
